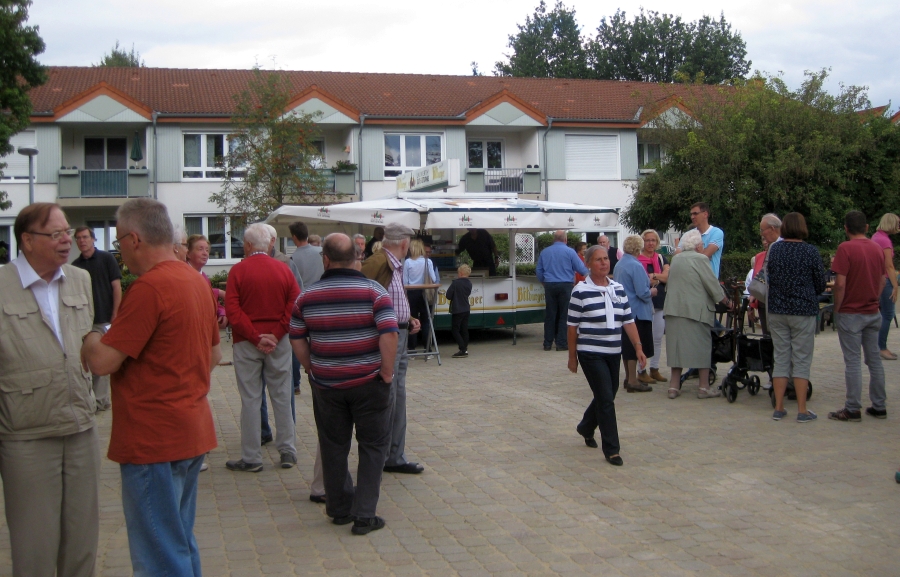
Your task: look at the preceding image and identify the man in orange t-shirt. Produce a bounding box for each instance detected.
[82,199,221,577]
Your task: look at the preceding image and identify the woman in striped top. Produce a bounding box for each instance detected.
[568,245,647,466]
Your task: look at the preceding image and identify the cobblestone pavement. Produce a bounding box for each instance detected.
[1,323,898,576]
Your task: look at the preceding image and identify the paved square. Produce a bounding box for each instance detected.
[1,324,898,576]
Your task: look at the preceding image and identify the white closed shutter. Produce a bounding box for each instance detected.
[564,134,619,180]
[1,131,36,179]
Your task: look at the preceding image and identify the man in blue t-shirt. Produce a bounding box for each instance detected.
[676,202,724,278]
[536,230,588,351]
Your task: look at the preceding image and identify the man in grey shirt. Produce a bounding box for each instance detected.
[288,220,328,503]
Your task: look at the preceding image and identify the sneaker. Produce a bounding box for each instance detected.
[828,408,862,422]
[261,434,273,446]
[200,461,209,472]
[797,411,818,423]
[762,380,773,390]
[225,459,263,472]
[697,387,721,399]
[772,409,788,421]
[866,407,887,419]
[280,452,297,469]
[351,516,386,535]
[451,350,468,358]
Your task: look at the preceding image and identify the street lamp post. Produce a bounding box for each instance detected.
[17,146,38,205]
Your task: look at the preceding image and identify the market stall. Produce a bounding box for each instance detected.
[265,193,619,342]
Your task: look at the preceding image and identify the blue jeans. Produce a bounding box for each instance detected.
[544,282,574,348]
[260,380,296,440]
[291,351,302,391]
[120,455,204,577]
[878,281,895,350]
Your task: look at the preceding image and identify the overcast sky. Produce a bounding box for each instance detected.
[30,0,899,111]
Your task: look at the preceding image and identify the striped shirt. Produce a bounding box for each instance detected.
[567,277,634,354]
[385,249,410,324]
[290,269,399,389]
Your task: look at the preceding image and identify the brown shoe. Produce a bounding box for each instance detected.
[625,381,652,393]
[650,368,668,382]
[637,371,656,384]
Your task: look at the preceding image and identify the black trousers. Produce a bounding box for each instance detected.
[576,351,621,458]
[311,380,392,519]
[451,312,470,352]
[407,289,431,350]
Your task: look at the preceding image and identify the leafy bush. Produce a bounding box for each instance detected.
[209,270,229,290]
[496,263,537,276]
[120,273,138,292]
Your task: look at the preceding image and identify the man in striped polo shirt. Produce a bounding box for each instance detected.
[290,233,399,536]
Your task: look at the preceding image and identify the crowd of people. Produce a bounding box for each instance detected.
[559,203,897,471]
[0,197,896,575]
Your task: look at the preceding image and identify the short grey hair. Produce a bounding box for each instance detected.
[116,198,173,247]
[353,233,366,241]
[680,229,703,252]
[382,237,408,249]
[262,223,278,241]
[244,223,271,252]
[553,230,567,243]
[761,213,782,229]
[622,235,644,256]
[584,244,608,264]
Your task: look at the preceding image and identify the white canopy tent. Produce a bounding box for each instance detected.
[264,194,619,343]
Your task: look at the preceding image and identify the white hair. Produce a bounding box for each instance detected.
[244,223,272,251]
[680,229,703,252]
[262,223,278,240]
[172,224,185,244]
[761,213,782,229]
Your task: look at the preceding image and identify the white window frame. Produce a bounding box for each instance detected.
[1,130,36,180]
[564,134,621,181]
[182,132,243,181]
[637,142,662,169]
[183,215,245,263]
[384,133,443,179]
[467,139,505,169]
[0,220,14,264]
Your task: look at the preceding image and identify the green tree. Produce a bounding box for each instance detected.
[209,68,330,224]
[95,40,144,67]
[588,9,750,83]
[493,1,589,78]
[622,70,900,252]
[0,0,46,211]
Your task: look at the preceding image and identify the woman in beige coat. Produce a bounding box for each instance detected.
[663,229,733,399]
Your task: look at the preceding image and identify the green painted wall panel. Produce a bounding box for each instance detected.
[35,125,60,184]
[360,125,384,181]
[155,125,182,182]
[545,130,565,180]
[445,127,465,169]
[619,130,638,180]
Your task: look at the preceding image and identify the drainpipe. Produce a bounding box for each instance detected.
[542,117,553,201]
[152,112,159,199]
[357,114,366,201]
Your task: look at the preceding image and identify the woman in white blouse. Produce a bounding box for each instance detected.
[404,239,438,352]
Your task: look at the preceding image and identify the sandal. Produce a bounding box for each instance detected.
[667,387,681,399]
[697,387,721,399]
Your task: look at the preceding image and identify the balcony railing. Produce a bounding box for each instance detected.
[58,169,150,199]
[81,170,128,196]
[465,167,542,194]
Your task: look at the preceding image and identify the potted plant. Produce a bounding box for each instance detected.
[331,160,358,173]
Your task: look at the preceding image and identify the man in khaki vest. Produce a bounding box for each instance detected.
[0,203,100,577]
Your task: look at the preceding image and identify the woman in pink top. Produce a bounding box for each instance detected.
[872,213,899,360]
[187,234,228,329]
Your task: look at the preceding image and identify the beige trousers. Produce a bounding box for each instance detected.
[0,427,100,577]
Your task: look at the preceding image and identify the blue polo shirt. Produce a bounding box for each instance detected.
[679,225,725,278]
[536,242,588,283]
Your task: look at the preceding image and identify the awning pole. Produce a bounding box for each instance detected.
[510,229,517,345]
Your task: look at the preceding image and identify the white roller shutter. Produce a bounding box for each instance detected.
[1,130,36,179]
[564,134,619,180]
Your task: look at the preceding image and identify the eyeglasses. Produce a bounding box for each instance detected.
[689,211,702,217]
[112,231,134,251]
[28,228,74,241]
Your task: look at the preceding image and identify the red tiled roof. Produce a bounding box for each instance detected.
[30,67,699,124]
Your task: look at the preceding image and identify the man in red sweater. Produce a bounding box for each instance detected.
[225,223,300,472]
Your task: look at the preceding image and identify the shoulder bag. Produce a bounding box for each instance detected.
[748,250,769,304]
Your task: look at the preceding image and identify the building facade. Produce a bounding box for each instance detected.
[1,67,683,266]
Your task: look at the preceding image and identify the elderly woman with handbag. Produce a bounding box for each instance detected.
[663,229,733,399]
